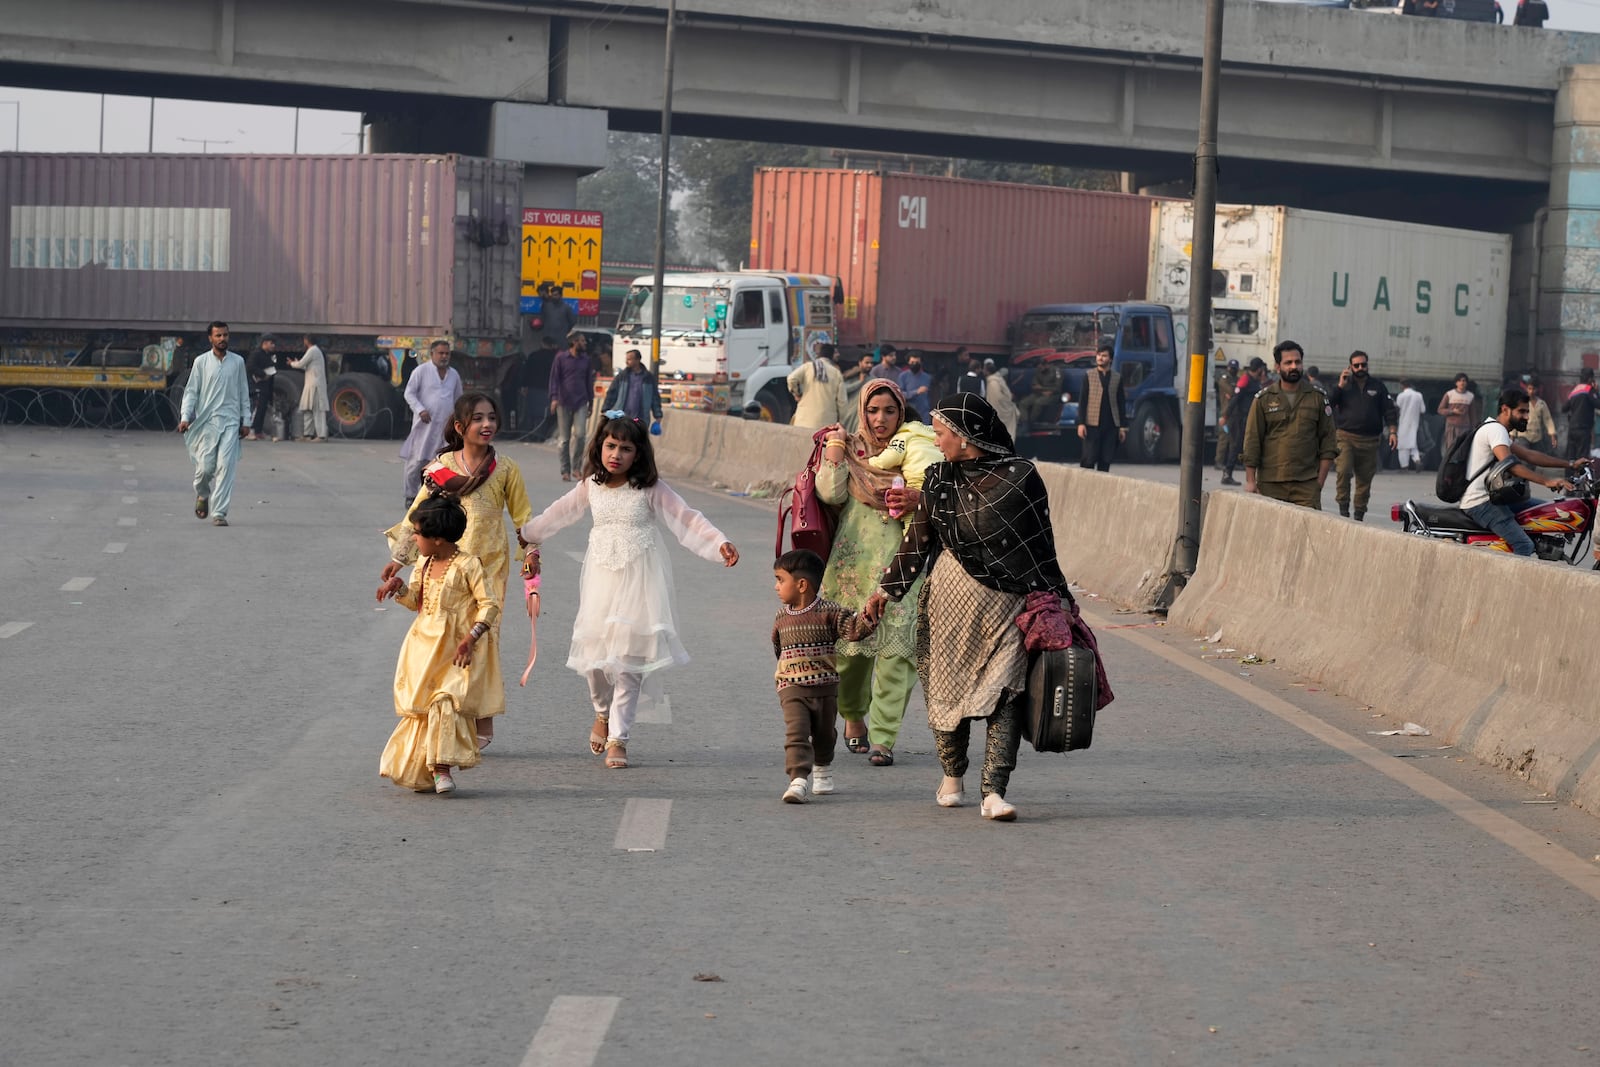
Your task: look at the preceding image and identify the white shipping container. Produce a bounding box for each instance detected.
[1149,202,1510,385]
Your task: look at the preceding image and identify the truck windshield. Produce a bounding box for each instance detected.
[618,285,725,336]
[1013,311,1117,357]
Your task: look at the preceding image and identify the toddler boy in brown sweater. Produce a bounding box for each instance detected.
[772,549,877,803]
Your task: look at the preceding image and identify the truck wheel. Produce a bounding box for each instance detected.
[330,373,394,439]
[1131,404,1166,463]
[753,383,794,424]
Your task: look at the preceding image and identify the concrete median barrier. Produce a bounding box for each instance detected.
[1169,490,1600,813]
[652,409,814,496]
[653,411,1179,606]
[1033,464,1179,608]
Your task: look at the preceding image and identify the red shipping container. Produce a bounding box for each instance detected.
[750,168,1154,353]
[0,153,522,339]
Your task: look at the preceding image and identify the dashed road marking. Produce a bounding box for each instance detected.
[123,479,137,488]
[117,517,137,527]
[122,495,138,504]
[613,798,671,852]
[636,695,672,725]
[103,543,127,554]
[518,995,620,1067]
[0,622,35,640]
[60,577,95,592]
[565,550,585,564]
[119,465,136,472]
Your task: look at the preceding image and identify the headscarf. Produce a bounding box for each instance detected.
[931,391,1016,456]
[423,447,497,498]
[841,378,908,512]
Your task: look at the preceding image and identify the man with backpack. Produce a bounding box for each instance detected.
[1449,387,1582,557]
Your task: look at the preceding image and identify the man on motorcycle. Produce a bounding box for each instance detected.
[1461,387,1584,557]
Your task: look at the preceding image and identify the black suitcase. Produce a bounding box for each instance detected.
[1023,645,1098,753]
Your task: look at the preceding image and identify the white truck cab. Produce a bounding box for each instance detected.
[615,271,837,421]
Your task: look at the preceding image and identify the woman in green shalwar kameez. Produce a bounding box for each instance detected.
[816,378,940,765]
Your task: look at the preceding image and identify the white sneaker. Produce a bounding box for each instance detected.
[433,771,456,795]
[981,793,1017,821]
[936,776,966,808]
[811,766,835,795]
[782,777,809,804]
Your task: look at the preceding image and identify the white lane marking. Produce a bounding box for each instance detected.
[119,465,136,472]
[0,622,35,639]
[123,479,137,488]
[114,453,129,459]
[60,577,95,592]
[635,695,672,725]
[117,517,137,527]
[1092,608,1600,905]
[613,798,671,852]
[519,995,620,1067]
[565,550,585,564]
[103,543,127,554]
[121,495,138,504]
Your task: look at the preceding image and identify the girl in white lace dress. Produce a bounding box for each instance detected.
[520,416,740,768]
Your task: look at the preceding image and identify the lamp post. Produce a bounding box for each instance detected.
[648,0,678,378]
[1151,0,1225,609]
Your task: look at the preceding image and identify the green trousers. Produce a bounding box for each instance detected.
[1258,478,1322,510]
[837,652,916,750]
[1334,431,1379,515]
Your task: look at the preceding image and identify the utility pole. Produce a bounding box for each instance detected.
[98,95,105,153]
[648,0,678,378]
[176,137,235,154]
[1150,0,1225,611]
[148,98,156,152]
[293,107,300,153]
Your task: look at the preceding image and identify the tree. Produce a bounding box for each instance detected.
[577,132,687,264]
[674,138,820,268]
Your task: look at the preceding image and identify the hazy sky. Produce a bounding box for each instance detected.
[1,6,1598,152]
[0,90,360,154]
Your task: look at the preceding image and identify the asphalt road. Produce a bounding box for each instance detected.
[4,424,1600,1066]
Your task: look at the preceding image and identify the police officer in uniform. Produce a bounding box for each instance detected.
[1328,349,1397,521]
[1241,340,1338,509]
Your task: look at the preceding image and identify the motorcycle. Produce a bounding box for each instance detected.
[1391,464,1599,567]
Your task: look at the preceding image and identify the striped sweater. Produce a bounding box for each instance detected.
[771,597,875,690]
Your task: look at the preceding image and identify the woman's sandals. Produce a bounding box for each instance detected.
[604,739,629,769]
[589,715,608,756]
[843,720,869,754]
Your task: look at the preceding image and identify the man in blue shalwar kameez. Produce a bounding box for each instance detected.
[178,321,251,527]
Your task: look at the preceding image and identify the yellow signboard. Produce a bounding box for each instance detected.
[521,208,603,316]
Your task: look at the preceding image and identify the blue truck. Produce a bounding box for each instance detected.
[1007,302,1222,463]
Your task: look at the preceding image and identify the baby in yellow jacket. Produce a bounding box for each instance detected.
[866,420,941,489]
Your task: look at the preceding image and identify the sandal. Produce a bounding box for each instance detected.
[868,747,894,767]
[604,739,629,769]
[589,715,608,756]
[844,721,869,754]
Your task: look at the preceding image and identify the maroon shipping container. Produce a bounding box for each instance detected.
[0,153,522,339]
[750,168,1154,353]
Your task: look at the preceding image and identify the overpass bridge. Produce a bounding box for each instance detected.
[6,0,1600,375]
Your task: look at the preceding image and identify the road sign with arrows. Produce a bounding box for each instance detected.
[521,207,603,316]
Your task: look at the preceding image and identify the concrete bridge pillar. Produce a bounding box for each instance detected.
[366,101,608,210]
[1538,66,1600,392]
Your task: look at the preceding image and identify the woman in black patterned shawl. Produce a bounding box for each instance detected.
[864,392,1069,822]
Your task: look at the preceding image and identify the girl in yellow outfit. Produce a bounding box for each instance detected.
[382,392,532,746]
[376,496,503,795]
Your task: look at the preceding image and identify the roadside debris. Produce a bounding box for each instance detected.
[1369,723,1431,737]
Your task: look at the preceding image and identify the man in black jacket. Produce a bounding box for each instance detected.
[1565,368,1597,460]
[1328,350,1398,521]
[245,334,279,441]
[1220,358,1266,486]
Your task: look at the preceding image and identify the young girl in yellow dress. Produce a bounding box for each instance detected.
[382,392,531,747]
[377,495,502,795]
